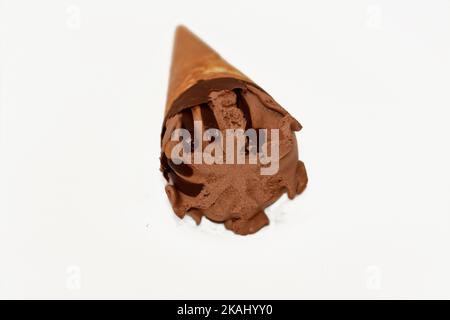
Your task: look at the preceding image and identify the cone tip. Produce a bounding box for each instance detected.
[175,25,191,37]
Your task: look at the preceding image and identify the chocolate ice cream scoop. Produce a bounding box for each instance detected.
[160,26,307,235]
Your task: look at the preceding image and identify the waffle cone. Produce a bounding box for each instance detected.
[165,26,253,117]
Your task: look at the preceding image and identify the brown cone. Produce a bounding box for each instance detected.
[165,26,253,115]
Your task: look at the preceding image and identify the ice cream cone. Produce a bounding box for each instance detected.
[165,25,253,118]
[160,26,308,236]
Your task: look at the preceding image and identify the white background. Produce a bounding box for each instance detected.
[0,0,449,299]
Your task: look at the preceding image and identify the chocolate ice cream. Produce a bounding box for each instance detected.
[160,26,307,235]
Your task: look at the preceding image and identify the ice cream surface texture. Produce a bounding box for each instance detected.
[160,26,307,235]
